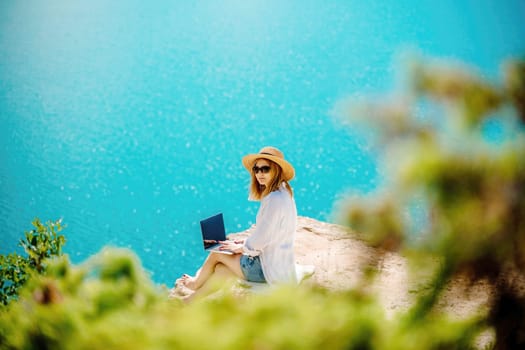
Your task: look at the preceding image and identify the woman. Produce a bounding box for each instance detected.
[174,146,297,300]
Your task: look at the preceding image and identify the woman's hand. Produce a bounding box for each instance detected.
[219,240,244,254]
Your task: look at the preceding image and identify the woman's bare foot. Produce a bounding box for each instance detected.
[176,274,198,290]
[183,276,198,290]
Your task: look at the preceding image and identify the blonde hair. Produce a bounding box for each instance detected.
[249,159,293,201]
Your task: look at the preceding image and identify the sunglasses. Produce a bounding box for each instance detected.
[252,165,271,174]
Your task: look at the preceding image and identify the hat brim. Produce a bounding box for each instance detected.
[242,154,295,181]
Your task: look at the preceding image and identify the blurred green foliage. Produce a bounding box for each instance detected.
[0,246,481,350]
[0,218,65,305]
[335,55,525,349]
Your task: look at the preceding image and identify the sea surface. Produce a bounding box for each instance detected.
[1,0,524,285]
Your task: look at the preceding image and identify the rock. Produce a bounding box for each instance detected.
[230,216,492,319]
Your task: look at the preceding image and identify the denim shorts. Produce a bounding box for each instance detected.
[240,255,266,283]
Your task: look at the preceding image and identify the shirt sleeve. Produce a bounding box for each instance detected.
[243,194,283,256]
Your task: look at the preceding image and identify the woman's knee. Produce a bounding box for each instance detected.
[211,252,233,264]
[207,252,221,264]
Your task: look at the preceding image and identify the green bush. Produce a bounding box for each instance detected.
[0,247,480,350]
[0,218,65,306]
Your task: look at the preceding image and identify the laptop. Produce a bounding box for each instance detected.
[200,213,234,255]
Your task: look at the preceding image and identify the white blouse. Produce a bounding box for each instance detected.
[243,183,298,284]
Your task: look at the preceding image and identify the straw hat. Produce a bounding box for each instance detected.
[242,146,295,181]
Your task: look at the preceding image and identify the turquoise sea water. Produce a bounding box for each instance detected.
[1,0,524,285]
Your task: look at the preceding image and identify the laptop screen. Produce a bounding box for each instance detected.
[200,213,226,249]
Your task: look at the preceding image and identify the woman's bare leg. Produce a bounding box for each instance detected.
[183,252,243,291]
[183,263,239,302]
